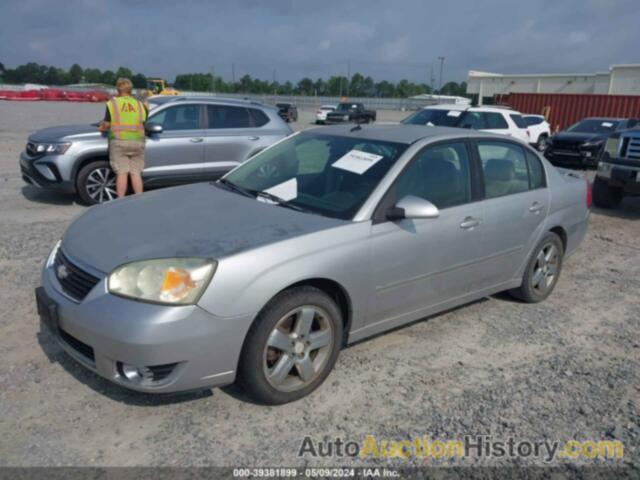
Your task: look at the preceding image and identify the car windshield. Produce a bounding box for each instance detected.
[336,104,354,111]
[566,119,620,134]
[401,108,462,127]
[221,132,408,220]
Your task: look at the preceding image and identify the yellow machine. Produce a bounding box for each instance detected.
[145,79,180,96]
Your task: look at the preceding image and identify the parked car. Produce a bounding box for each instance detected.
[315,104,336,124]
[593,128,640,208]
[36,125,589,404]
[544,117,638,168]
[325,102,376,124]
[523,115,551,150]
[20,97,292,204]
[276,103,298,122]
[402,105,530,143]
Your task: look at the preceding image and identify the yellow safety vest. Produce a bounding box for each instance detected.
[106,96,147,141]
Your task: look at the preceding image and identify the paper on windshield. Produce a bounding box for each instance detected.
[447,110,462,117]
[332,150,384,175]
[601,122,614,128]
[261,178,298,202]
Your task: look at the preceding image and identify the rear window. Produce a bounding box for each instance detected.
[402,108,462,127]
[510,114,527,129]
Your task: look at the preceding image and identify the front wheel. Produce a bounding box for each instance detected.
[536,134,548,151]
[509,232,564,303]
[237,286,343,404]
[76,160,117,205]
[592,176,623,209]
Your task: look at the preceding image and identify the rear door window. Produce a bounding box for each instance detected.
[477,141,530,198]
[248,108,270,127]
[485,112,509,129]
[207,105,251,129]
[526,150,546,189]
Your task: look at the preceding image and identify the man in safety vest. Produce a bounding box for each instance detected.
[98,77,148,198]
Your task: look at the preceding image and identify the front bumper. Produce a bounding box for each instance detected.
[20,151,75,193]
[544,146,600,167]
[39,246,254,393]
[597,160,640,195]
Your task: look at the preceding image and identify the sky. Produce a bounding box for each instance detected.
[1,0,639,85]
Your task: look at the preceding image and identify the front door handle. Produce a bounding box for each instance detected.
[190,138,203,143]
[460,217,480,230]
[529,202,543,213]
[248,136,260,141]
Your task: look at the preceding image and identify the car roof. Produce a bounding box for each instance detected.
[581,117,627,121]
[152,95,272,109]
[523,114,545,118]
[305,124,487,144]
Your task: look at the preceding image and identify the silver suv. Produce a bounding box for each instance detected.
[20,96,292,204]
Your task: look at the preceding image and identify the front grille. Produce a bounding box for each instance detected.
[59,328,95,362]
[53,249,100,301]
[625,138,640,160]
[552,141,580,152]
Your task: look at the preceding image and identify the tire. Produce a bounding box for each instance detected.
[76,160,117,205]
[509,232,564,303]
[237,286,343,405]
[592,176,623,209]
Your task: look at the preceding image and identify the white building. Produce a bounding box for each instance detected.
[467,64,640,103]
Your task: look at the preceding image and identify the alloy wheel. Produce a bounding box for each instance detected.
[531,242,559,294]
[85,167,116,203]
[262,305,334,392]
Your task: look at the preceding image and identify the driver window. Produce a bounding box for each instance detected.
[148,105,200,131]
[395,142,472,209]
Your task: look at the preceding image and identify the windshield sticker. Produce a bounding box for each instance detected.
[447,110,462,117]
[261,178,298,202]
[601,122,614,128]
[332,150,384,175]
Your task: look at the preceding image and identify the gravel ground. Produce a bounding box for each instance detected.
[0,101,638,475]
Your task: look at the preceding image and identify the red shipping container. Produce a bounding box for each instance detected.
[495,93,640,132]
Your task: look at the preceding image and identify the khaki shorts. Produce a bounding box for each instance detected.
[109,140,145,174]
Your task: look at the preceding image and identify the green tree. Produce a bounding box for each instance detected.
[84,68,103,84]
[69,63,83,83]
[115,66,133,79]
[131,73,147,89]
[296,77,314,95]
[101,70,116,85]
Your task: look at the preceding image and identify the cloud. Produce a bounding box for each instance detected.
[0,0,638,83]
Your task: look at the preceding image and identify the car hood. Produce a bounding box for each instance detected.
[29,124,103,143]
[61,183,346,273]
[551,132,606,145]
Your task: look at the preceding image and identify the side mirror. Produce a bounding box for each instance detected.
[387,195,440,220]
[145,122,163,135]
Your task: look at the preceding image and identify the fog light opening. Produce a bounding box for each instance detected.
[117,362,153,384]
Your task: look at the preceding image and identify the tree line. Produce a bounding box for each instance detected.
[0,62,468,98]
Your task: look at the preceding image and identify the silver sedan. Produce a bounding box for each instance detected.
[37,125,590,404]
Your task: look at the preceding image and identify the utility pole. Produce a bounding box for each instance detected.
[231,63,236,84]
[211,65,215,94]
[438,56,445,94]
[272,68,277,95]
[430,65,435,93]
[346,59,351,97]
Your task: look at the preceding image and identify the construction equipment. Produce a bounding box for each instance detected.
[144,79,180,97]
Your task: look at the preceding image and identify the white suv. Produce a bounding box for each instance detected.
[402,105,531,143]
[523,114,551,149]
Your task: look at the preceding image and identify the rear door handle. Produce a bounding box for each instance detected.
[190,138,203,143]
[529,202,544,213]
[460,217,480,229]
[248,136,260,141]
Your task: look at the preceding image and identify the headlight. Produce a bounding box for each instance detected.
[603,137,620,156]
[343,115,349,121]
[582,139,604,148]
[35,143,71,155]
[108,258,216,305]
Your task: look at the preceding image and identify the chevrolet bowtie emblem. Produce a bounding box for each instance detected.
[56,264,70,280]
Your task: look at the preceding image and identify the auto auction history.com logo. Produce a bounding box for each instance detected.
[298,435,624,463]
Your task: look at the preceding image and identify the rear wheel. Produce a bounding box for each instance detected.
[509,232,564,303]
[237,286,343,404]
[76,160,117,205]
[592,176,623,209]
